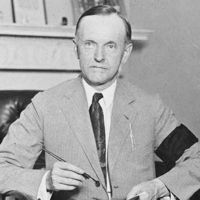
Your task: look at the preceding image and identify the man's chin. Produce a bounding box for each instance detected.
[88,80,105,87]
[86,79,116,90]
[82,74,117,89]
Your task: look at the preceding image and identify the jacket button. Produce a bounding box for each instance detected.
[114,185,119,188]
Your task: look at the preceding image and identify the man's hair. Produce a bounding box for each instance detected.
[75,5,132,43]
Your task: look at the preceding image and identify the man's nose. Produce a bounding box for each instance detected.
[94,46,105,62]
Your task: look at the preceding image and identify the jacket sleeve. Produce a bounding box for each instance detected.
[153,95,200,200]
[0,93,47,200]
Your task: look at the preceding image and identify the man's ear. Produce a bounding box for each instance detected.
[121,42,133,65]
[73,39,80,59]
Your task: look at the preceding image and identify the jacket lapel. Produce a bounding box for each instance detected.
[108,79,138,173]
[58,77,106,188]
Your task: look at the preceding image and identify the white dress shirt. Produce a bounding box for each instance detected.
[82,79,116,198]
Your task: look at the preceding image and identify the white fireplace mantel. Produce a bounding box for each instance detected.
[0,24,152,41]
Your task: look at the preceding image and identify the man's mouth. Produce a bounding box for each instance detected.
[90,66,107,69]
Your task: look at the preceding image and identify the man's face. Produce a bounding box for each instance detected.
[75,14,132,90]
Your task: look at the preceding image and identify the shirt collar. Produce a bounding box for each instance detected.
[82,78,117,109]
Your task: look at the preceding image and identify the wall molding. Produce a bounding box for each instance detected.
[0,24,152,40]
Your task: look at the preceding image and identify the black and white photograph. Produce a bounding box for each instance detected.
[0,1,199,200]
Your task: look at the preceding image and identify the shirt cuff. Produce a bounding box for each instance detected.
[156,178,177,200]
[37,171,53,200]
[159,194,176,200]
[155,178,170,197]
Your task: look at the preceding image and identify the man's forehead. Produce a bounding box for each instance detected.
[78,14,126,38]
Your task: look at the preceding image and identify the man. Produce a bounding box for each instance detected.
[0,5,199,200]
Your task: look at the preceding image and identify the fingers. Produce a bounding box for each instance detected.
[57,162,84,174]
[46,161,85,192]
[127,178,171,200]
[49,176,83,191]
[126,181,157,200]
[52,162,84,180]
[137,192,149,200]
[127,191,149,200]
[127,192,148,200]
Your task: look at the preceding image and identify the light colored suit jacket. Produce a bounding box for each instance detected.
[0,76,199,200]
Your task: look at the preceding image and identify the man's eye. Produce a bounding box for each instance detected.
[84,41,94,47]
[85,42,91,46]
[107,43,115,49]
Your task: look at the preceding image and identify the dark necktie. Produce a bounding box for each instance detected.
[89,93,107,185]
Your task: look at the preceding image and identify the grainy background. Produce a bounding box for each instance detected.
[123,0,200,137]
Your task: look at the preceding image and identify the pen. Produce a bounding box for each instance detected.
[41,146,100,187]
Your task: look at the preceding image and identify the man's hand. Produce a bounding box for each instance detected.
[46,161,85,191]
[126,179,170,200]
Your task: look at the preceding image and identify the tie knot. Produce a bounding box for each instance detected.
[92,93,103,103]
